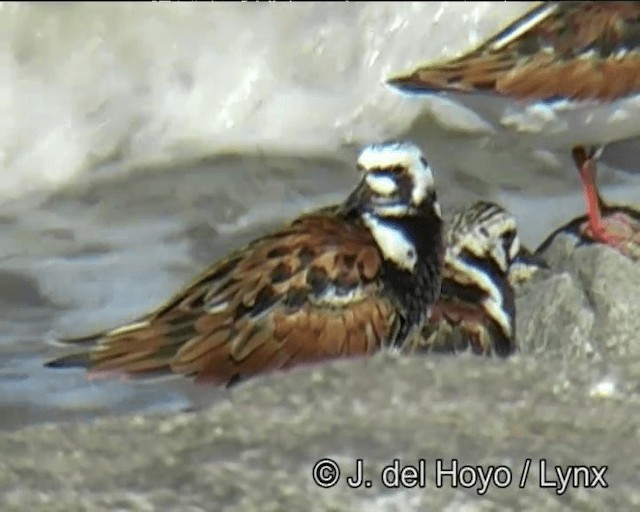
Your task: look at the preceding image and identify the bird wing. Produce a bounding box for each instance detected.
[388,2,640,102]
[46,212,400,385]
[417,298,514,357]
[409,255,516,357]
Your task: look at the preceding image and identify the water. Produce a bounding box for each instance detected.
[1,2,639,432]
[0,1,545,199]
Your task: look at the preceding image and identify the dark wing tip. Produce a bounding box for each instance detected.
[44,352,91,370]
[55,332,105,345]
[386,73,407,86]
[385,68,489,96]
[514,247,550,270]
[386,73,434,93]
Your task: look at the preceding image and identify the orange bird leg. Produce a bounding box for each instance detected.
[572,146,608,239]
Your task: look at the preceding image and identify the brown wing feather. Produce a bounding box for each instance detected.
[50,212,399,386]
[408,253,516,358]
[389,2,640,102]
[417,300,506,356]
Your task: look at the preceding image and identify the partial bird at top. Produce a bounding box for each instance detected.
[388,1,640,259]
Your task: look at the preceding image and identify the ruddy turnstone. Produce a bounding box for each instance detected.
[45,141,444,386]
[410,200,544,357]
[387,1,640,258]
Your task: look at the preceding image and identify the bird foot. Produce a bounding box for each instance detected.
[581,211,640,260]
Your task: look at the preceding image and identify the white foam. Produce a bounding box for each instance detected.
[0,2,538,199]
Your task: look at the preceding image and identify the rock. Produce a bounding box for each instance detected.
[517,227,640,361]
[1,352,639,511]
[1,215,639,511]
[516,270,596,358]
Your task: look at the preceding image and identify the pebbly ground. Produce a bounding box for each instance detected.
[0,223,639,511]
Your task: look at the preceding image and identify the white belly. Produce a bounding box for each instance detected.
[422,91,640,173]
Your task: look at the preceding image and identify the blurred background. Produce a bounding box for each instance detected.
[0,2,638,431]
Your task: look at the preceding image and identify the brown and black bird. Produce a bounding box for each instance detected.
[388,1,640,259]
[45,141,444,386]
[411,200,545,358]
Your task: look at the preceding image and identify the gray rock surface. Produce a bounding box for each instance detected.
[518,229,640,361]
[1,221,639,512]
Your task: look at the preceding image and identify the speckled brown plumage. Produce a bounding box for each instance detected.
[72,214,396,384]
[389,2,640,102]
[388,1,640,260]
[409,201,546,357]
[45,141,444,386]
